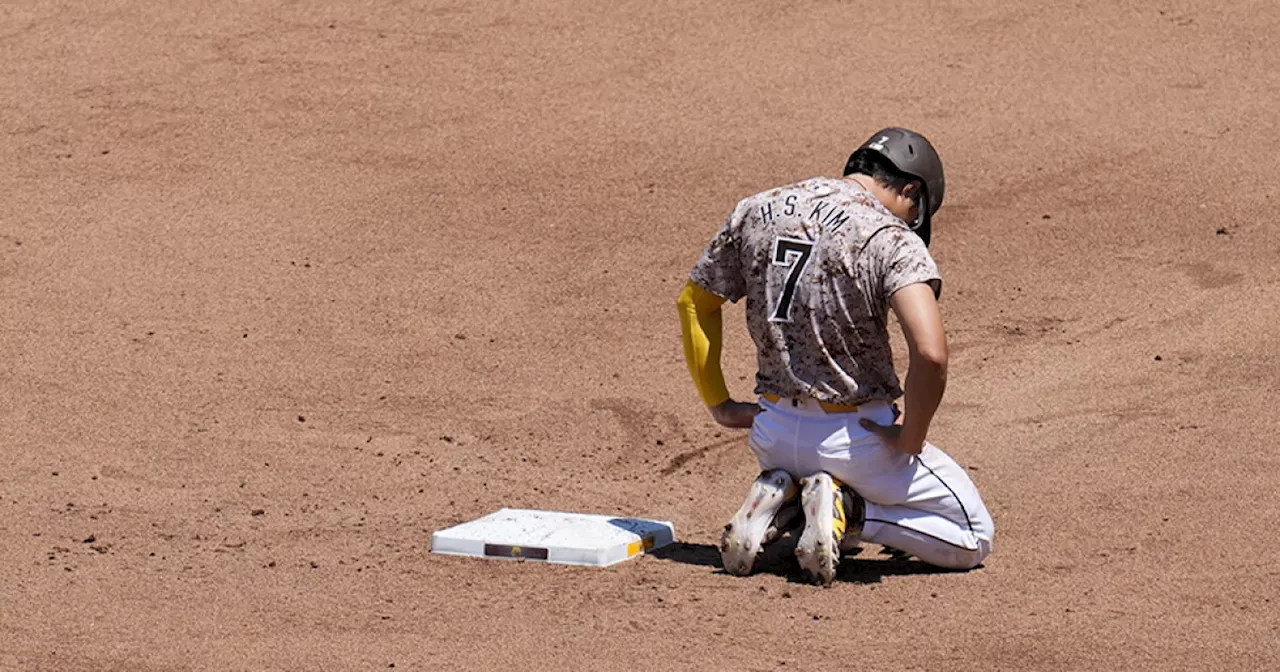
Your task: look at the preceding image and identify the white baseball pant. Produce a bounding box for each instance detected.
[749,395,994,569]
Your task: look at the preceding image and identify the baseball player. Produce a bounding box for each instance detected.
[677,128,995,586]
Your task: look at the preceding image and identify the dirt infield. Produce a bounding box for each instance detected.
[3,1,1279,669]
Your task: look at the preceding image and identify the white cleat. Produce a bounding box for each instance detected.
[720,470,798,576]
[796,472,849,587]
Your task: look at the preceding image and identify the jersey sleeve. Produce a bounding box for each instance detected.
[688,201,749,303]
[871,227,942,303]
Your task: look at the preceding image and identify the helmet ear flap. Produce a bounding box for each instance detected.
[913,184,932,247]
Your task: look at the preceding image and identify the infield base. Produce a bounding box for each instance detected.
[431,508,676,567]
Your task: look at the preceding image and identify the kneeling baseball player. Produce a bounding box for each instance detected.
[677,128,995,586]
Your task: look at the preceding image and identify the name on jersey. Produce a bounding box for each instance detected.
[759,196,851,233]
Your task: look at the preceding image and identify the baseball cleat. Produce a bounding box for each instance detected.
[720,470,799,576]
[795,472,861,587]
[839,534,864,556]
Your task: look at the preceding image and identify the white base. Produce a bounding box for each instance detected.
[431,508,676,567]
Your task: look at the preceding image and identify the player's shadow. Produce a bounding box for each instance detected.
[649,540,975,584]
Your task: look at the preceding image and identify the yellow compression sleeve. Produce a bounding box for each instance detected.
[677,279,731,408]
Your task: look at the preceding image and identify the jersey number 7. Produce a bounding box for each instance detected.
[770,237,814,323]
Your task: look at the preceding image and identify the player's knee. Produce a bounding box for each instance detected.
[935,550,982,570]
[931,539,992,570]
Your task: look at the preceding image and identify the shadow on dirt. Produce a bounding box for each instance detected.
[649,541,975,585]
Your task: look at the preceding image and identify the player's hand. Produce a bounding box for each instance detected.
[709,399,761,429]
[859,418,925,455]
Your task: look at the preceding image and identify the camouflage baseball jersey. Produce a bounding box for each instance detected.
[689,177,941,405]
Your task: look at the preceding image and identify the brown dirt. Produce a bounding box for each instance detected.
[3,1,1279,670]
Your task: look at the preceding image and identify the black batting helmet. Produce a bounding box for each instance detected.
[845,127,945,245]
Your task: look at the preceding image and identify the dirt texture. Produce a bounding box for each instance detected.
[3,1,1279,670]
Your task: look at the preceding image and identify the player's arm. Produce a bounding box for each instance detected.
[677,280,759,428]
[682,202,760,429]
[884,282,948,455]
[678,279,730,407]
